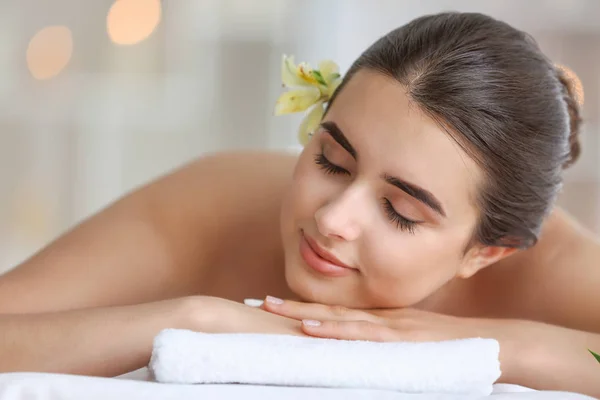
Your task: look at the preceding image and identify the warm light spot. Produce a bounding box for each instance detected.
[107,0,162,45]
[26,26,73,80]
[557,64,585,106]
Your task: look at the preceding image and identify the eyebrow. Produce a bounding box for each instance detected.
[383,175,446,218]
[320,121,447,218]
[321,121,357,159]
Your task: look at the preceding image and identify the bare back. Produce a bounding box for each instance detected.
[0,151,297,312]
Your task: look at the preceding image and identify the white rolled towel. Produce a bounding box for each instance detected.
[149,329,501,395]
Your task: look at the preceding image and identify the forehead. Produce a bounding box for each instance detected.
[326,70,481,220]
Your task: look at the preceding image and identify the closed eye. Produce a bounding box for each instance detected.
[381,198,418,234]
[314,152,419,234]
[314,152,350,176]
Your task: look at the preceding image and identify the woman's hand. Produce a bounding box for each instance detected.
[189,296,306,337]
[256,296,530,381]
[258,296,510,340]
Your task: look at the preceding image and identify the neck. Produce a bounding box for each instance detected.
[412,277,471,316]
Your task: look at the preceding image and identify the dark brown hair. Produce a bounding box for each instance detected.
[327,12,583,249]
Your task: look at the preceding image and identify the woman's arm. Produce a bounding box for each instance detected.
[0,296,303,377]
[503,319,600,397]
[0,297,195,377]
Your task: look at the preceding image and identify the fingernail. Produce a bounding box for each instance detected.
[244,298,264,307]
[266,295,284,305]
[302,319,321,327]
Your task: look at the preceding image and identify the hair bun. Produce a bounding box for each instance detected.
[556,67,583,169]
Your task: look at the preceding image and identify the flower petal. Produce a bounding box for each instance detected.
[318,59,340,84]
[297,62,320,86]
[298,101,325,145]
[274,87,321,116]
[281,55,310,88]
[327,77,343,98]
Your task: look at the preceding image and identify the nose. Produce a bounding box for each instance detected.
[314,185,366,242]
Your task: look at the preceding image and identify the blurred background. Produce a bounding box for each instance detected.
[0,0,598,273]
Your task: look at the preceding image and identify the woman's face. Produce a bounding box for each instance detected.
[279,70,484,309]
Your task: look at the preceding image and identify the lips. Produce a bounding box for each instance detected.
[299,230,357,278]
[304,234,353,269]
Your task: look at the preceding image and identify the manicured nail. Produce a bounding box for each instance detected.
[266,295,284,305]
[302,319,322,327]
[243,298,264,307]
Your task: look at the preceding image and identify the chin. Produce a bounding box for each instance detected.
[284,264,319,303]
[283,259,360,306]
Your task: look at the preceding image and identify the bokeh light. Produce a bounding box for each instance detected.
[26,26,73,80]
[107,0,162,46]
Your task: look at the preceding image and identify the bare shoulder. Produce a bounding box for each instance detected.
[468,207,600,332]
[142,150,298,239]
[148,150,297,201]
[150,148,298,256]
[528,208,600,331]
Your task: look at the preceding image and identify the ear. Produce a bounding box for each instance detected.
[457,245,518,279]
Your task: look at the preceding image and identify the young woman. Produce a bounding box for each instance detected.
[0,11,598,397]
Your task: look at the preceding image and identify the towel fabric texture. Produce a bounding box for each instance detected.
[149,329,501,395]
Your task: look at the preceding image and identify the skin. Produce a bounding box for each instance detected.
[0,70,598,395]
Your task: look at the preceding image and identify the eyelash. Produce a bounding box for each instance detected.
[314,152,350,176]
[314,152,418,234]
[382,198,417,234]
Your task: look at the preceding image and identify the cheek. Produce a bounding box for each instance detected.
[287,152,333,217]
[366,228,466,274]
[360,228,469,306]
[280,151,323,234]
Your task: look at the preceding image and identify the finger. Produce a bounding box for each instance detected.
[262,296,379,323]
[301,319,401,342]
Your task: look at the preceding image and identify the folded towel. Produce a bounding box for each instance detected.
[149,329,501,395]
